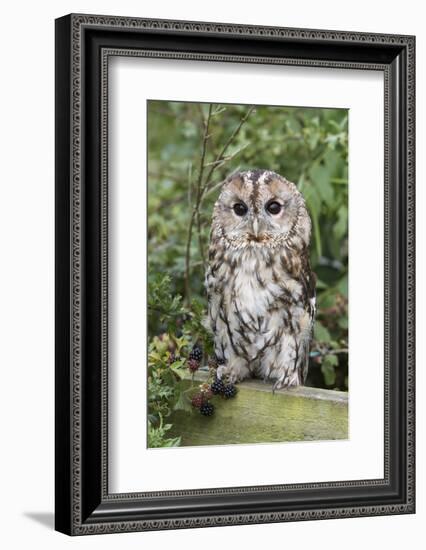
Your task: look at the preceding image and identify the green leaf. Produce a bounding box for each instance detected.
[315,278,328,290]
[338,316,348,329]
[309,163,333,205]
[321,355,338,386]
[334,205,348,241]
[173,391,192,412]
[321,363,336,386]
[148,351,162,363]
[324,354,338,367]
[317,290,335,308]
[337,275,348,297]
[303,183,322,258]
[169,361,186,379]
[308,131,319,150]
[287,117,301,134]
[314,322,331,343]
[162,436,182,447]
[324,149,342,175]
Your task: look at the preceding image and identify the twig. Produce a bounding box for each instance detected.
[310,348,348,357]
[325,348,348,355]
[203,177,230,199]
[148,170,186,183]
[203,166,242,199]
[187,162,193,215]
[184,104,213,305]
[203,105,255,192]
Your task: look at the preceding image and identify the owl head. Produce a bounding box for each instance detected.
[211,170,311,250]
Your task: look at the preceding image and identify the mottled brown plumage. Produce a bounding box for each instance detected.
[205,170,316,389]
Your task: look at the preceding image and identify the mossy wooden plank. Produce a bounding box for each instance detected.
[169,376,348,447]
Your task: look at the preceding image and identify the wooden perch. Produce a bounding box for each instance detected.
[168,372,348,447]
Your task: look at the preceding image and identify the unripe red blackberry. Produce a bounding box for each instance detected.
[187,358,199,373]
[191,393,204,409]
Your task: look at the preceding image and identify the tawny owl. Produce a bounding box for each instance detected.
[205,170,316,390]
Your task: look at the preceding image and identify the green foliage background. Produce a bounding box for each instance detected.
[148,101,348,391]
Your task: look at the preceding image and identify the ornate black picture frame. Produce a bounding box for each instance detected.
[55,13,415,535]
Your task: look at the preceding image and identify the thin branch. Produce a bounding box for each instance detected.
[203,177,227,199]
[148,170,186,183]
[184,104,213,305]
[310,348,349,357]
[203,105,255,191]
[325,348,349,355]
[195,107,213,271]
[187,162,193,214]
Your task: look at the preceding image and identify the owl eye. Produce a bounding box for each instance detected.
[266,201,282,215]
[233,202,248,216]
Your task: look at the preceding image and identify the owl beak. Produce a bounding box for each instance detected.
[252,218,259,237]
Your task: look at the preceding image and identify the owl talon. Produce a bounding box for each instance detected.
[216,360,250,384]
[216,365,226,380]
[272,380,280,393]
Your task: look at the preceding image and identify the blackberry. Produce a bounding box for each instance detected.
[223,384,237,399]
[191,393,204,409]
[210,378,225,395]
[200,402,214,416]
[189,345,203,362]
[187,358,199,373]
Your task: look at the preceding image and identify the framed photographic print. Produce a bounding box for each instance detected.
[55,14,415,535]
